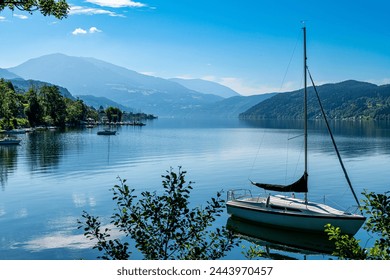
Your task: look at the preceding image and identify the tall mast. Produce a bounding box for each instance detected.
[303,26,308,203]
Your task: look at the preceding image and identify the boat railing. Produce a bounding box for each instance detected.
[227,189,253,201]
[322,196,362,215]
[344,205,362,215]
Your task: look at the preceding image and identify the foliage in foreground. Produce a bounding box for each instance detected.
[0,0,69,19]
[325,190,390,260]
[78,167,238,260]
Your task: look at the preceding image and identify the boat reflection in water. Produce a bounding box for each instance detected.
[227,217,336,260]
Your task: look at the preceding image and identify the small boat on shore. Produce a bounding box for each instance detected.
[97,130,116,135]
[0,137,22,145]
[129,121,145,126]
[6,129,27,134]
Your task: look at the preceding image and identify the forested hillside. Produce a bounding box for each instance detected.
[240,80,390,120]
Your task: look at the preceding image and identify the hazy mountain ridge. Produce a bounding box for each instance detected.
[8,54,224,116]
[0,69,74,100]
[10,78,74,100]
[74,95,134,112]
[169,78,240,98]
[0,68,22,80]
[184,93,276,118]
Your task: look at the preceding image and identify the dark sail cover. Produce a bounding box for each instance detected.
[251,172,308,193]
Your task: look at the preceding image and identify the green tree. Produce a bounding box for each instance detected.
[105,106,122,123]
[86,107,98,122]
[24,87,44,127]
[40,85,66,127]
[0,79,23,129]
[325,190,390,260]
[66,98,88,126]
[0,0,69,19]
[78,167,237,260]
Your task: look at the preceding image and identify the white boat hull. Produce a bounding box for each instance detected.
[226,194,365,236]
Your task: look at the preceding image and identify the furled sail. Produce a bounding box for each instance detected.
[250,172,308,193]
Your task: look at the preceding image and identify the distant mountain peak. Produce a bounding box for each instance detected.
[170,78,241,98]
[7,53,224,116]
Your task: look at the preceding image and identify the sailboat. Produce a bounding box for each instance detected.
[226,27,366,236]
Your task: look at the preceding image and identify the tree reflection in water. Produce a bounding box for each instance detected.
[0,146,18,190]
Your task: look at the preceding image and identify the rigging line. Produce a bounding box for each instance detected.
[280,32,300,185]
[248,127,267,182]
[288,133,304,140]
[279,30,300,91]
[284,131,290,185]
[293,138,305,184]
[306,67,362,209]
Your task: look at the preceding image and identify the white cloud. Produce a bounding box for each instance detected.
[15,208,28,218]
[72,27,103,35]
[0,206,5,217]
[86,0,147,8]
[367,78,390,85]
[14,14,28,20]
[15,223,122,251]
[72,28,88,35]
[89,27,102,33]
[69,5,124,17]
[140,71,156,76]
[380,78,390,85]
[173,74,196,80]
[0,16,7,22]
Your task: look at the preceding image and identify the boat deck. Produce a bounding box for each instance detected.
[228,193,354,217]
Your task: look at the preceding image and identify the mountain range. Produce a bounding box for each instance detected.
[2,53,390,120]
[7,54,230,116]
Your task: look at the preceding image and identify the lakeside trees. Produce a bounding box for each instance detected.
[105,106,123,123]
[0,79,157,130]
[1,1,70,126]
[0,79,96,129]
[0,80,23,129]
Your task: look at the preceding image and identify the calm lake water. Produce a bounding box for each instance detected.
[0,118,389,260]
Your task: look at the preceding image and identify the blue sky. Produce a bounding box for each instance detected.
[1,0,389,95]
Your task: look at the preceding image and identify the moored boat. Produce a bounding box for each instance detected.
[97,130,116,135]
[0,137,22,145]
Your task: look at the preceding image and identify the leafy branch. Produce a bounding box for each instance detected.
[78,167,238,260]
[325,190,390,260]
[0,0,69,19]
